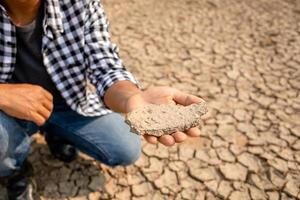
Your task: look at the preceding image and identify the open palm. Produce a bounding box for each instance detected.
[125,87,205,146]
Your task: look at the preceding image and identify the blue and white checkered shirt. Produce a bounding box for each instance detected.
[0,0,139,116]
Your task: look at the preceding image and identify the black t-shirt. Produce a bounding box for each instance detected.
[10,0,65,104]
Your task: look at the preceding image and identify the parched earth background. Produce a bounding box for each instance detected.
[1,0,300,199]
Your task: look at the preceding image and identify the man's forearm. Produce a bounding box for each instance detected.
[103,81,142,113]
[0,84,10,109]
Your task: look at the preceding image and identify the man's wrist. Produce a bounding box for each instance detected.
[123,90,143,113]
[104,80,142,113]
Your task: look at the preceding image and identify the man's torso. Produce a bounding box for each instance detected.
[9,0,65,104]
[0,0,112,116]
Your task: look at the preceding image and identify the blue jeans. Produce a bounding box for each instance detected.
[0,102,141,177]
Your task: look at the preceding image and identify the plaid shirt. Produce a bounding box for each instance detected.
[0,0,138,116]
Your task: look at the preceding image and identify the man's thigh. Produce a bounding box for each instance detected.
[0,111,38,177]
[44,109,141,166]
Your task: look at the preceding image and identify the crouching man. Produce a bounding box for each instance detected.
[0,0,203,199]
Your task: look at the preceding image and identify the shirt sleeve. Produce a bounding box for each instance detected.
[84,0,140,99]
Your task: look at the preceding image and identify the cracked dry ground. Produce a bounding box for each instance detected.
[1,0,300,199]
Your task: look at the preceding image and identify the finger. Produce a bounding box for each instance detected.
[43,99,53,112]
[173,90,205,106]
[37,106,52,120]
[43,90,53,102]
[158,135,175,146]
[32,113,46,126]
[143,135,158,144]
[172,131,187,143]
[187,127,201,137]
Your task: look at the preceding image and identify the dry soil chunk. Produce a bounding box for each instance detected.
[219,163,248,181]
[125,102,207,136]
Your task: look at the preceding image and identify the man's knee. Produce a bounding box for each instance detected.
[0,111,30,177]
[0,112,12,160]
[117,135,142,166]
[0,134,9,163]
[106,133,142,167]
[78,112,142,167]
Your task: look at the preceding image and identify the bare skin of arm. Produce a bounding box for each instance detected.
[104,80,204,147]
[0,84,53,126]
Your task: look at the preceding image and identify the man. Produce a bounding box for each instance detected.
[0,0,203,199]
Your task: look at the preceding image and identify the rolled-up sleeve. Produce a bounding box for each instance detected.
[84,0,139,99]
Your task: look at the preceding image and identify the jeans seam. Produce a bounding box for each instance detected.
[46,121,114,164]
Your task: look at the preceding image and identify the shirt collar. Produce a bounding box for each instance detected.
[0,3,8,16]
[44,0,64,35]
[0,0,64,35]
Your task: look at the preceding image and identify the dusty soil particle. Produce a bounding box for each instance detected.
[125,102,208,136]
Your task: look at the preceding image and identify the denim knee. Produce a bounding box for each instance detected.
[0,112,31,177]
[119,135,142,166]
[0,120,9,161]
[0,111,15,161]
[107,133,142,167]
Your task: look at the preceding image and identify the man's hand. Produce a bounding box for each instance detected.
[0,84,53,126]
[125,87,205,146]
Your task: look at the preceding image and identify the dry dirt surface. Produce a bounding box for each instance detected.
[1,0,300,199]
